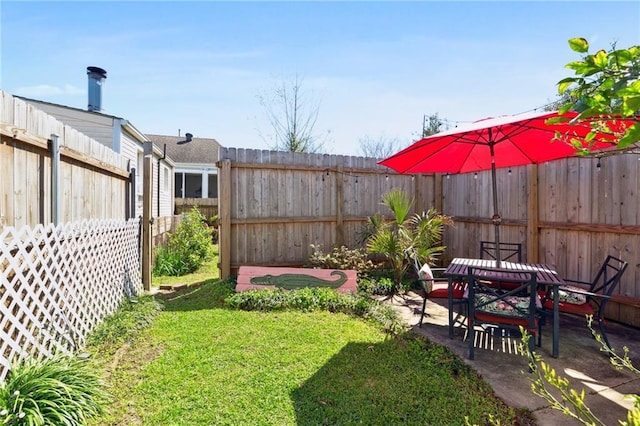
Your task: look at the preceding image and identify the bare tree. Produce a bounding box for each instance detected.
[543,91,578,112]
[422,113,449,137]
[257,74,327,153]
[358,135,405,159]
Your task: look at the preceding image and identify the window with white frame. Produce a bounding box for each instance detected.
[163,166,169,192]
[174,171,218,198]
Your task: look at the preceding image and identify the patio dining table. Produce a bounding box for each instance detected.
[443,257,565,358]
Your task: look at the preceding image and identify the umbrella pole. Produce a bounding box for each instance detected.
[489,141,501,267]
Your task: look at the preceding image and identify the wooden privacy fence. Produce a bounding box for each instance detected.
[175,197,219,220]
[443,155,640,326]
[217,148,437,278]
[0,218,142,381]
[0,91,132,229]
[218,147,640,327]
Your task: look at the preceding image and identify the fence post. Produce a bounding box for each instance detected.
[142,142,153,291]
[218,159,231,279]
[50,134,60,225]
[527,164,539,262]
[336,164,344,247]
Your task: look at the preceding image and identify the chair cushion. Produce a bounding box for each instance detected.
[542,299,594,316]
[418,264,434,280]
[474,293,540,318]
[557,285,588,305]
[484,280,521,291]
[474,311,538,328]
[419,263,466,299]
[418,264,434,293]
[428,282,465,299]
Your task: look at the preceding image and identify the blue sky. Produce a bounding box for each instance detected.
[1,1,639,156]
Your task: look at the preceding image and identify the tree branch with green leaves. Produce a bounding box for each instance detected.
[551,37,640,150]
[520,318,640,426]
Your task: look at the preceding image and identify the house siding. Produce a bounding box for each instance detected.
[120,132,143,216]
[21,101,115,149]
[20,98,175,221]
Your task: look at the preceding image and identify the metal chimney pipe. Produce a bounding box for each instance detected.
[87,66,107,112]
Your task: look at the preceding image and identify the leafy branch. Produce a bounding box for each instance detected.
[552,37,640,151]
[520,319,640,426]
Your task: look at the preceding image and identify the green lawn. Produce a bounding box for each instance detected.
[88,254,534,425]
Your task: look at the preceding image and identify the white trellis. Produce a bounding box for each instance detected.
[0,218,142,382]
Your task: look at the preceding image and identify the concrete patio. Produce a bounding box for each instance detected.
[387,292,640,426]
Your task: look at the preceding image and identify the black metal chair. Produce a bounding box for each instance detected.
[479,241,524,290]
[539,255,628,348]
[467,266,541,360]
[479,241,523,263]
[409,252,466,328]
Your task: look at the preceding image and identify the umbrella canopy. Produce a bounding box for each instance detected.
[379,110,623,266]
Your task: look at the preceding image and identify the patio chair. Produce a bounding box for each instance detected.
[539,255,628,348]
[467,266,541,360]
[409,253,466,329]
[479,241,524,290]
[479,241,523,263]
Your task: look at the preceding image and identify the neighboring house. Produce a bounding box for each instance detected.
[146,132,221,217]
[18,67,174,219]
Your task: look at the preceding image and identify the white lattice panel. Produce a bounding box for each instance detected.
[0,218,141,382]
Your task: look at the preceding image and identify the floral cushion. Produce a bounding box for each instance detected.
[418,264,434,294]
[474,293,539,318]
[557,285,588,305]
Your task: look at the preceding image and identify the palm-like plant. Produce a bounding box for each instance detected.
[366,189,452,291]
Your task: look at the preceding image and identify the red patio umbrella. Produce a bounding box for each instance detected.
[379,110,625,266]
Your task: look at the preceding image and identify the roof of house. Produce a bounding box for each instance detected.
[146,134,222,164]
[16,96,169,158]
[16,96,126,121]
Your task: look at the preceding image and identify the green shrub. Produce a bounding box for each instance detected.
[153,207,214,276]
[357,276,397,296]
[208,214,219,244]
[153,247,188,276]
[225,288,407,335]
[0,353,108,425]
[306,244,378,274]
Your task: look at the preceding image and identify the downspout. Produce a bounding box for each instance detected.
[130,167,136,219]
[157,144,166,217]
[125,160,131,219]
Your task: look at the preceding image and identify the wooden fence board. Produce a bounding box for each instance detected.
[1,92,131,229]
[0,142,12,227]
[577,158,592,223]
[618,155,638,225]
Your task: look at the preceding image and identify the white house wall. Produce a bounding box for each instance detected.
[155,161,174,217]
[119,134,174,218]
[119,132,143,215]
[20,97,175,220]
[20,101,115,149]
